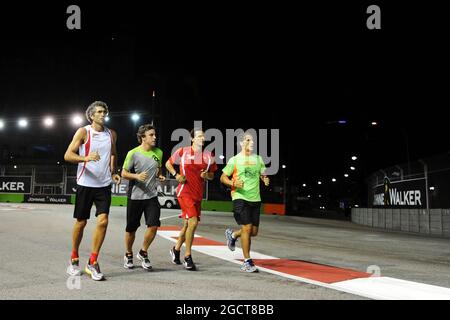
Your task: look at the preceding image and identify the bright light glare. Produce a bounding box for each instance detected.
[44,117,54,127]
[18,119,28,128]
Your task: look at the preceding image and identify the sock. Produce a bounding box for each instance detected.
[71,251,79,260]
[173,246,180,252]
[139,249,147,257]
[89,252,98,265]
[245,258,251,262]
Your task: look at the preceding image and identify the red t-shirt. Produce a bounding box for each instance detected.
[169,147,218,201]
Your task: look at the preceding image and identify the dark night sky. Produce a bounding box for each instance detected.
[1,1,449,190]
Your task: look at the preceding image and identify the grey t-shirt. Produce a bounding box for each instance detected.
[123,146,163,200]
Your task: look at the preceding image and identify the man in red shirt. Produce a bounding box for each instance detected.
[165,128,217,270]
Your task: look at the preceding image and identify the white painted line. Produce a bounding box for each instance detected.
[158,230,202,238]
[156,227,450,300]
[332,277,450,300]
[160,214,181,221]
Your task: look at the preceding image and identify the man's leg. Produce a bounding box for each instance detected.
[142,226,158,252]
[90,213,108,263]
[175,219,188,251]
[235,226,257,239]
[240,224,253,259]
[251,226,258,237]
[125,231,136,254]
[67,219,87,276]
[123,230,136,269]
[135,226,158,271]
[141,198,160,252]
[232,229,242,239]
[184,216,198,257]
[72,219,87,255]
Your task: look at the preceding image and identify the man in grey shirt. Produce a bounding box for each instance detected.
[121,124,165,270]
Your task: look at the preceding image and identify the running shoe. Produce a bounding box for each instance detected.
[170,246,181,265]
[225,228,237,251]
[137,251,152,270]
[240,259,258,273]
[123,253,134,269]
[183,255,196,271]
[85,261,105,281]
[66,258,82,276]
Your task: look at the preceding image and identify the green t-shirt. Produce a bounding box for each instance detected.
[123,146,163,200]
[222,153,266,202]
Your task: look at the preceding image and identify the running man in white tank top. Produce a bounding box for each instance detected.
[64,101,121,281]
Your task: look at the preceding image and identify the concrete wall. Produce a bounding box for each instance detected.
[352,208,450,238]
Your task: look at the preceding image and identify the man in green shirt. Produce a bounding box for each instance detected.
[220,132,270,272]
[121,124,165,271]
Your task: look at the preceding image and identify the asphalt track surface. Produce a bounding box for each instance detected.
[1,203,450,300]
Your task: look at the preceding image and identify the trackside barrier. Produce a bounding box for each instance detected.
[0,194,286,216]
[351,208,450,238]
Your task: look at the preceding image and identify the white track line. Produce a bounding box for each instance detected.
[160,214,181,221]
[157,229,450,300]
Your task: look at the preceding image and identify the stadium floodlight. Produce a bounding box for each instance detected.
[14,165,17,169]
[18,118,28,128]
[302,183,306,187]
[131,113,140,122]
[318,181,322,185]
[105,116,110,122]
[72,115,83,126]
[219,155,225,160]
[344,173,349,178]
[350,166,356,171]
[351,156,357,161]
[282,164,286,169]
[371,121,378,126]
[44,117,54,127]
[0,120,4,129]
[429,186,435,191]
[332,178,336,182]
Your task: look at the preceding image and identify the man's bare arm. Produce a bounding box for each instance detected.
[166,160,186,183]
[220,172,233,188]
[64,128,95,164]
[110,129,118,174]
[121,168,148,182]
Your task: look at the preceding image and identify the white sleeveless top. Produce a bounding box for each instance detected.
[76,125,113,188]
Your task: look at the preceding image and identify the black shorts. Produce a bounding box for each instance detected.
[233,199,261,227]
[73,185,111,220]
[126,197,161,232]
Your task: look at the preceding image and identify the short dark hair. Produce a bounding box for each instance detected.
[238,130,255,143]
[137,124,156,144]
[190,128,203,139]
[85,101,109,123]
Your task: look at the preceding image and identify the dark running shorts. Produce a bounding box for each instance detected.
[233,199,261,227]
[126,197,161,232]
[73,185,111,220]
